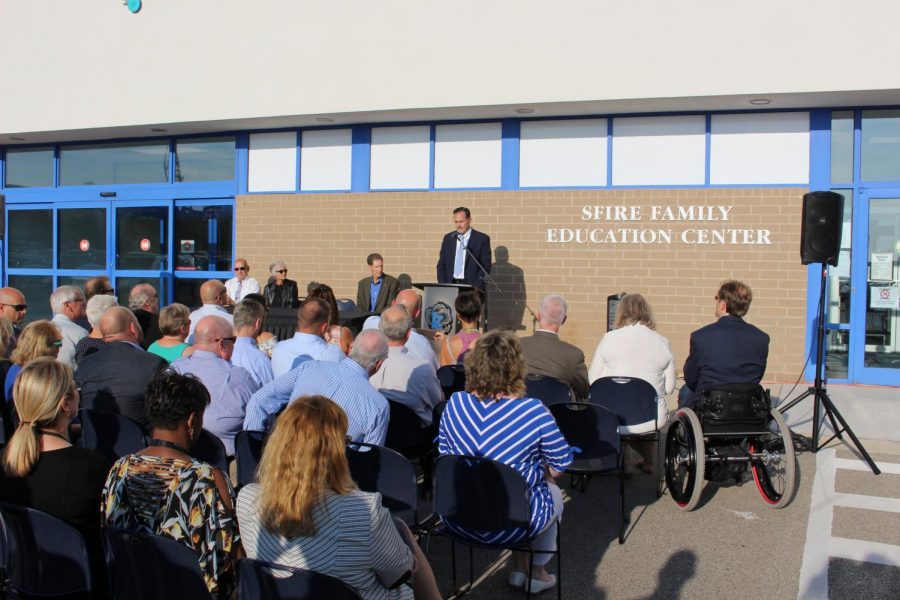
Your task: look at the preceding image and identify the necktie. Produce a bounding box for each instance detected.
[454,236,464,277]
[235,281,242,300]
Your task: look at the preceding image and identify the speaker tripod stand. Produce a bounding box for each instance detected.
[779,263,881,475]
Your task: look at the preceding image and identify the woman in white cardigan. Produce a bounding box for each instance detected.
[588,293,674,472]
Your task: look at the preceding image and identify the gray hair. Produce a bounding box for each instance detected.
[379,306,412,342]
[349,329,389,371]
[539,294,568,327]
[86,294,118,329]
[234,298,266,331]
[128,284,156,311]
[269,260,287,275]
[50,285,84,314]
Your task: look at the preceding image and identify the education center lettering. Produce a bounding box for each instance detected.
[547,205,772,245]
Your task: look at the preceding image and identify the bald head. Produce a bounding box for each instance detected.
[99,306,143,343]
[395,289,422,319]
[200,280,227,305]
[297,299,331,336]
[129,284,158,313]
[0,287,27,324]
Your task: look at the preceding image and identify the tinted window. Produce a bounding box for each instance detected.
[7,275,53,322]
[861,110,900,181]
[174,204,233,272]
[175,137,236,182]
[830,111,853,184]
[174,278,221,309]
[4,147,54,188]
[116,206,168,270]
[60,141,169,186]
[8,210,52,268]
[58,208,107,270]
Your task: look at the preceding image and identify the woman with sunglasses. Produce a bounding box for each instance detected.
[263,260,300,309]
[5,320,64,405]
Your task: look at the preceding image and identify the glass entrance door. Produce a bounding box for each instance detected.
[112,201,171,307]
[852,192,900,384]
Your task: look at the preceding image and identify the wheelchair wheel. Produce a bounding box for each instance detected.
[664,407,704,511]
[750,408,797,508]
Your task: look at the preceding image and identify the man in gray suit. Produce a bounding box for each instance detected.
[519,294,590,400]
[356,253,400,314]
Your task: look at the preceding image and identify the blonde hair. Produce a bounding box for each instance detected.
[614,293,656,330]
[0,317,15,358]
[256,395,356,537]
[464,329,527,400]
[158,303,191,336]
[2,358,76,477]
[10,320,61,366]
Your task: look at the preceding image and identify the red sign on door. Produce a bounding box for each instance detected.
[139,238,151,252]
[79,239,90,252]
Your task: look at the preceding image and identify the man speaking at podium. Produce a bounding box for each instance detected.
[436,206,492,292]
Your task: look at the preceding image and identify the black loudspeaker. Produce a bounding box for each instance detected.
[801,191,843,266]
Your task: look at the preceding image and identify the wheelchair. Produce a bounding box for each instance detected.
[664,384,797,511]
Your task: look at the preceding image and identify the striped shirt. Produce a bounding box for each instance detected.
[438,392,572,544]
[236,485,413,600]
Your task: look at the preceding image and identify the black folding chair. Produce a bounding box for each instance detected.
[77,408,147,463]
[234,430,267,488]
[549,402,627,543]
[0,502,93,599]
[432,455,562,599]
[589,376,664,496]
[346,442,419,529]
[191,429,229,473]
[103,527,212,600]
[525,374,573,407]
[384,399,424,452]
[437,364,466,400]
[237,558,361,599]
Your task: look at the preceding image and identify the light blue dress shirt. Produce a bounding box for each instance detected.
[270,332,345,378]
[231,336,274,388]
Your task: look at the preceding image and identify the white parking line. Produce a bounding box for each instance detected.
[830,537,900,568]
[835,457,900,475]
[832,492,900,513]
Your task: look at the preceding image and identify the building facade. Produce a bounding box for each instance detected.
[2,1,899,392]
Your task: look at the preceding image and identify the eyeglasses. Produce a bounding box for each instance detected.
[234,266,248,271]
[217,336,237,345]
[0,303,27,311]
[275,269,287,274]
[52,340,63,347]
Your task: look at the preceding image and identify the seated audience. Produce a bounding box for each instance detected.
[5,320,62,404]
[76,307,166,429]
[50,285,88,369]
[231,299,274,387]
[438,330,572,594]
[679,280,770,409]
[364,290,439,372]
[520,294,590,400]
[307,283,354,354]
[129,284,162,349]
[188,280,234,343]
[271,299,344,378]
[101,370,239,597]
[356,252,400,314]
[237,395,440,600]
[74,294,117,363]
[263,260,299,309]
[588,293,674,473]
[371,306,442,425]
[147,303,191,363]
[0,358,110,594]
[245,329,389,444]
[170,316,259,456]
[439,291,482,366]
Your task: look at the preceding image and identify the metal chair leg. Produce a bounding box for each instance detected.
[450,540,457,596]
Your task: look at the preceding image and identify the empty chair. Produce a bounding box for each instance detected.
[346,442,419,528]
[437,364,466,400]
[77,408,147,463]
[234,429,267,487]
[103,527,212,600]
[549,402,627,543]
[525,373,573,407]
[336,298,357,313]
[191,428,229,473]
[238,558,361,600]
[0,502,93,599]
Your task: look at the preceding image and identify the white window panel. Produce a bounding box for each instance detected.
[434,122,501,188]
[248,132,297,192]
[520,119,607,187]
[710,112,810,184]
[370,125,430,189]
[300,128,352,191]
[612,115,706,185]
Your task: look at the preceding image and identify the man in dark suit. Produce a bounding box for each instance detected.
[356,253,400,314]
[76,306,167,429]
[519,294,590,400]
[679,280,770,409]
[436,206,492,291]
[129,283,162,349]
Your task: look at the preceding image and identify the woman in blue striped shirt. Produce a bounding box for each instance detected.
[438,330,573,594]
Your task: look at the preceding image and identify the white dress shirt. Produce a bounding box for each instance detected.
[225,276,260,303]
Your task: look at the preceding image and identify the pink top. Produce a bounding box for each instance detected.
[454,331,481,362]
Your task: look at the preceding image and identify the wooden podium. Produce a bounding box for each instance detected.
[413,282,474,334]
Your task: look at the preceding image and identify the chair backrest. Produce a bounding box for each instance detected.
[384,399,423,451]
[437,364,466,400]
[336,298,357,312]
[432,455,531,532]
[103,527,212,600]
[191,429,229,473]
[525,373,573,407]
[77,408,147,463]
[346,442,418,525]
[700,383,770,433]
[589,376,658,426]
[235,430,267,487]
[549,403,621,471]
[432,400,448,430]
[0,501,92,597]
[238,558,361,600]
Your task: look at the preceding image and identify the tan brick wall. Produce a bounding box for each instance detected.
[236,188,808,385]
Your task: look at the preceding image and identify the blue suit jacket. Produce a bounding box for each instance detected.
[436,229,492,290]
[682,315,769,407]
